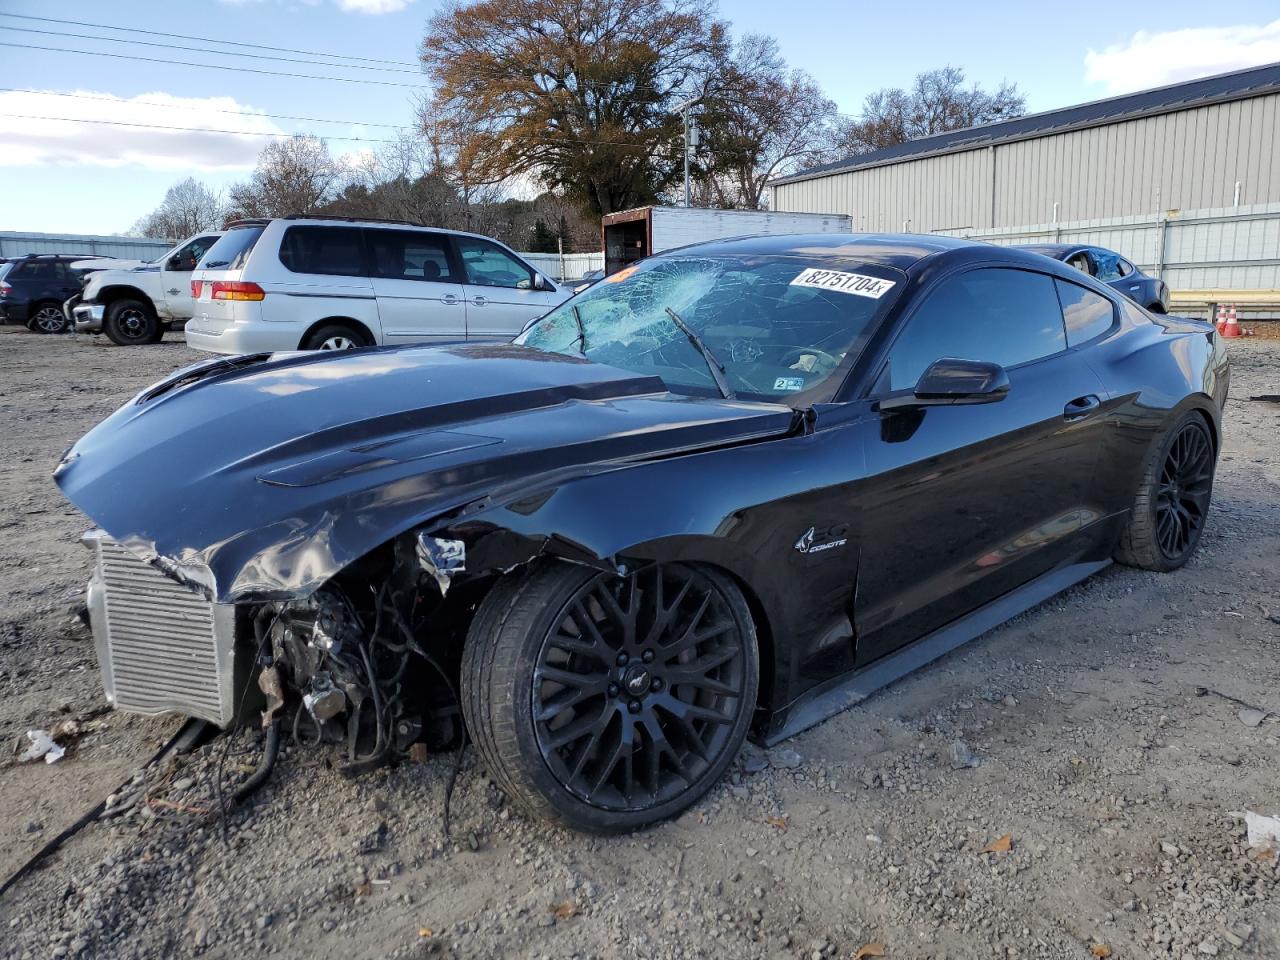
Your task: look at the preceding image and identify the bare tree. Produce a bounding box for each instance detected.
[131,177,224,239]
[837,66,1025,154]
[695,34,838,209]
[227,135,343,219]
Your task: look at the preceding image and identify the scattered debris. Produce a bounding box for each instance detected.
[1090,946,1112,958]
[949,740,979,769]
[18,730,64,764]
[982,834,1013,854]
[408,743,429,764]
[738,742,768,774]
[765,814,789,831]
[853,943,886,959]
[770,747,802,770]
[1244,810,1280,851]
[355,822,388,855]
[1238,707,1270,727]
[551,900,577,920]
[417,927,433,939]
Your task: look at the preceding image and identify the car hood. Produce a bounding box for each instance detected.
[55,343,796,602]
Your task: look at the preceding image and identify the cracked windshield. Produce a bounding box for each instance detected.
[516,256,904,404]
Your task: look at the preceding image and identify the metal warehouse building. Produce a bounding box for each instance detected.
[772,63,1280,317]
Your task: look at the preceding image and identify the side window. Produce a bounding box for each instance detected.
[14,261,45,281]
[455,237,534,289]
[169,237,213,272]
[1055,279,1115,347]
[1091,249,1124,283]
[278,226,366,278]
[367,230,457,283]
[882,268,1067,392]
[1117,259,1134,278]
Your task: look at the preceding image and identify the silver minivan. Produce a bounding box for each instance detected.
[186,217,570,354]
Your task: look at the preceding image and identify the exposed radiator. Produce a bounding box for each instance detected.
[86,534,237,727]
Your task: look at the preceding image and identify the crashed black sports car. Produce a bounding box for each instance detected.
[55,235,1229,832]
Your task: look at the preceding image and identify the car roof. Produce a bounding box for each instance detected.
[661,232,987,271]
[1015,243,1087,258]
[228,215,509,246]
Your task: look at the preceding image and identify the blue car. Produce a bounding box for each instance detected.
[1018,244,1169,313]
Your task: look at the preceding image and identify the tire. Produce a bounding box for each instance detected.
[301,323,370,351]
[1114,412,1215,571]
[104,299,161,346]
[30,302,68,334]
[462,561,759,833]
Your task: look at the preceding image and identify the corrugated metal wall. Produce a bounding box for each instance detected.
[773,93,1280,234]
[931,202,1280,294]
[0,231,174,259]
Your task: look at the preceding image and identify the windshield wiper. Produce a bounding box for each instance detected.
[663,306,734,400]
[204,260,230,269]
[571,304,586,354]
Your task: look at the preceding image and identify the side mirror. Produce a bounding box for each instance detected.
[880,358,1010,412]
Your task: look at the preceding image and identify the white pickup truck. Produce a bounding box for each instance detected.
[73,232,223,345]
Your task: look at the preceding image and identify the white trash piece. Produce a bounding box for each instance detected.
[18,729,65,764]
[1244,811,1280,851]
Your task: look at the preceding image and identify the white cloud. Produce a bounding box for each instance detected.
[1085,19,1280,94]
[335,0,412,13]
[0,90,285,170]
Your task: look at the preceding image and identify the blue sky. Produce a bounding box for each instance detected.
[2,0,1278,234]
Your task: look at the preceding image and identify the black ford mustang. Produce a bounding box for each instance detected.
[55,235,1228,832]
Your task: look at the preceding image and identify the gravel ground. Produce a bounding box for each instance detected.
[1,326,1277,960]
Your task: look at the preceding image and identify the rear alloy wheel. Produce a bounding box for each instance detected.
[302,324,370,351]
[1115,413,1215,571]
[104,299,161,345]
[462,562,758,833]
[31,303,68,334]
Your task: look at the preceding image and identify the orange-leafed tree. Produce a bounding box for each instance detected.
[419,0,727,217]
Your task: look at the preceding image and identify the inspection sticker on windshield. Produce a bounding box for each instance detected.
[773,377,805,391]
[789,268,896,299]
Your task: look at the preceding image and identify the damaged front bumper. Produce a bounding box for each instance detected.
[83,529,471,767]
[82,530,241,727]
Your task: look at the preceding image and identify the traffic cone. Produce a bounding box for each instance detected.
[1215,303,1228,333]
[1221,304,1243,338]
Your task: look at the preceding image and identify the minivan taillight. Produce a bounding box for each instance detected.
[0,282,11,297]
[210,281,265,302]
[190,280,202,298]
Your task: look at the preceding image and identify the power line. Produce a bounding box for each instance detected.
[0,42,433,89]
[0,25,423,74]
[0,112,679,152]
[0,12,419,68]
[0,88,416,130]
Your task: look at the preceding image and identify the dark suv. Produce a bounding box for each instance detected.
[0,255,94,333]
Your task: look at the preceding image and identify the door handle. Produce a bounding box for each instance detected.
[442,294,459,304]
[1064,395,1101,419]
[167,288,180,295]
[471,296,487,305]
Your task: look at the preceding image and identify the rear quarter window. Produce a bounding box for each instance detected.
[1055,279,1116,346]
[278,226,366,278]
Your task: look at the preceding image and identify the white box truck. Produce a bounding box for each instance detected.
[601,206,853,275]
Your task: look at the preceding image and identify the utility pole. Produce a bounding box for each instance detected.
[677,96,701,208]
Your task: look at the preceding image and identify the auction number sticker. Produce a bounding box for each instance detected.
[789,268,896,299]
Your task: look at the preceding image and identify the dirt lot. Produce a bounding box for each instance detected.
[1,326,1277,960]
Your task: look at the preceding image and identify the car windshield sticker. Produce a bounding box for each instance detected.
[773,376,805,391]
[789,268,896,299]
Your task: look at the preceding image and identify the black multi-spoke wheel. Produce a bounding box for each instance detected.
[462,561,758,832]
[1116,413,1216,571]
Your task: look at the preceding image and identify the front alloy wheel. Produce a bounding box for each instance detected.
[462,562,758,832]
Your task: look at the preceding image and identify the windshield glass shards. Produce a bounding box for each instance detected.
[516,254,903,405]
